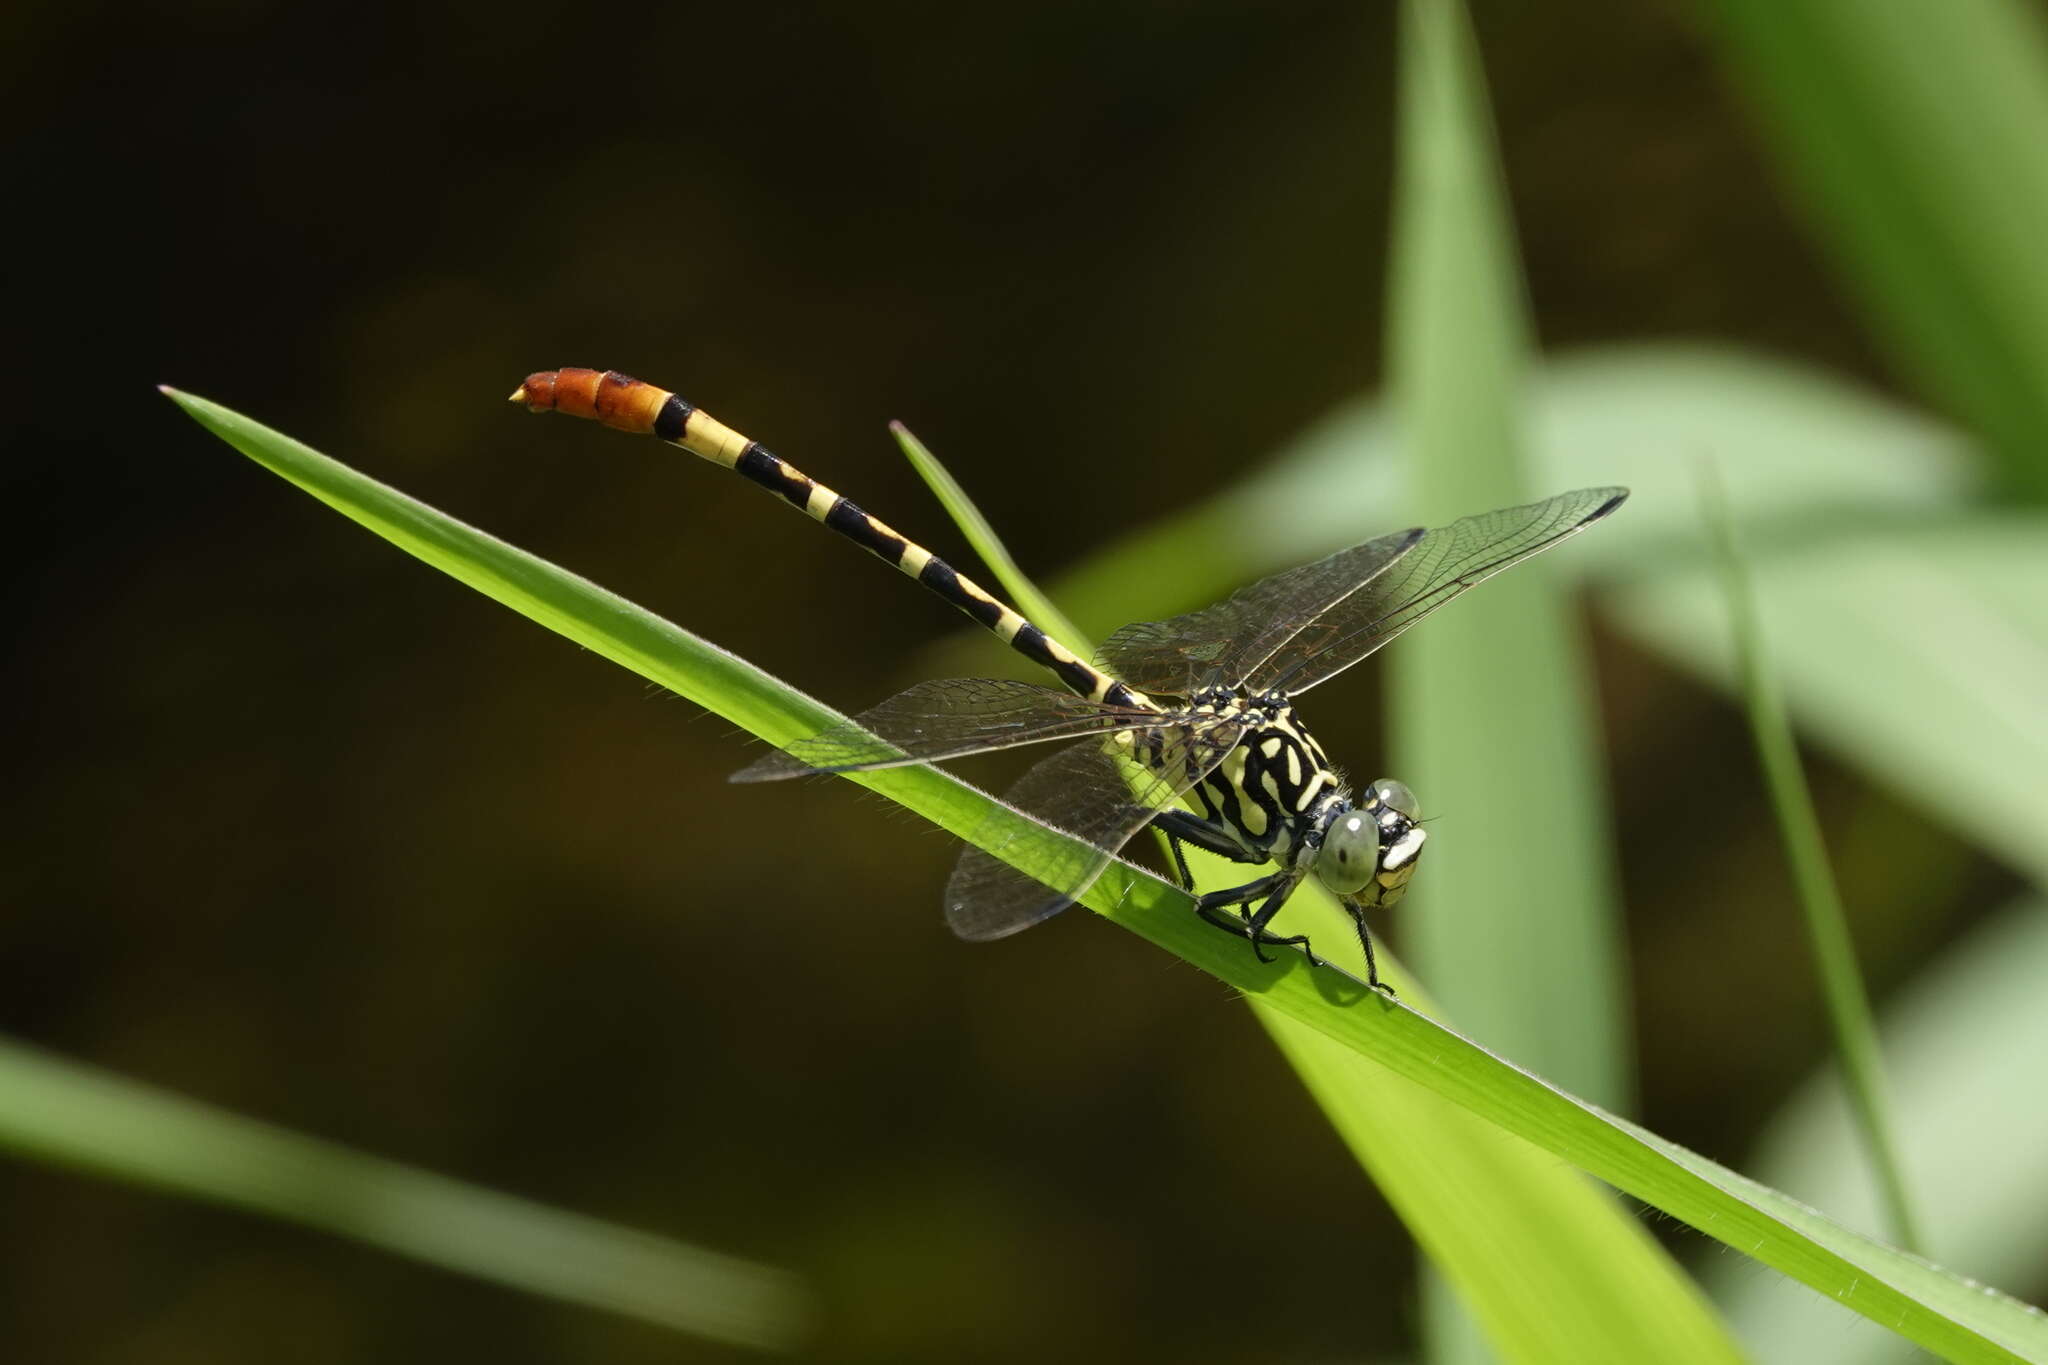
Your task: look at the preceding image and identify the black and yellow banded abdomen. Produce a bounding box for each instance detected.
[510,368,1150,710]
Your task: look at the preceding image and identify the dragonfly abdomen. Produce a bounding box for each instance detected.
[512,368,1149,710]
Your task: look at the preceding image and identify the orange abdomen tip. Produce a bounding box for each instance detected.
[509,370,560,408]
[509,368,669,434]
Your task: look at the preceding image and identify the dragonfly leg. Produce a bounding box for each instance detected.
[1348,910,1392,995]
[1153,810,1267,891]
[1194,872,1315,966]
[1164,832,1195,890]
[1241,877,1318,966]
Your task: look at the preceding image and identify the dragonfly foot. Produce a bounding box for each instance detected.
[1195,897,1318,966]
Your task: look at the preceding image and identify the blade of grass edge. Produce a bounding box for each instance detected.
[890,418,1743,1362]
[1387,1,1634,1355]
[0,1037,807,1350]
[164,388,2048,1363]
[1699,463,1924,1255]
[1256,981,1744,1365]
[1387,0,1631,1107]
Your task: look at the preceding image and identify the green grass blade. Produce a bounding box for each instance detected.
[1386,0,1630,1110]
[890,420,1090,655]
[1387,4,1634,1355]
[1715,896,2048,1365]
[1269,1027,1734,1364]
[168,389,2048,1362]
[1698,465,1922,1255]
[1706,0,2048,498]
[0,1036,807,1350]
[1250,939,1745,1365]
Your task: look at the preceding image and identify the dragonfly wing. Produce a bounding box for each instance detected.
[1095,526,1425,695]
[1248,487,1628,695]
[732,678,1176,781]
[944,718,1243,941]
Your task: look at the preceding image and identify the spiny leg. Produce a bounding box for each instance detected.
[1194,890,1278,946]
[1154,807,1266,895]
[1239,878,1318,966]
[1164,831,1196,890]
[1349,910,1393,996]
[1194,872,1316,965]
[1153,811,1309,960]
[1153,809,1268,864]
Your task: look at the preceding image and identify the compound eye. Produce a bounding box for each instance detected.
[1315,811,1379,897]
[1371,777,1419,818]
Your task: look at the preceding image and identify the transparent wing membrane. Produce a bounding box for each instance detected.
[1095,526,1425,695]
[1251,487,1627,694]
[731,678,1173,782]
[1096,489,1623,698]
[944,718,1243,941]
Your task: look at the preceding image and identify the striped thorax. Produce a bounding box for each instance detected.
[1172,687,1423,909]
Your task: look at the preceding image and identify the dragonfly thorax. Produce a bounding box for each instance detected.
[1181,693,1427,915]
[1184,689,1348,864]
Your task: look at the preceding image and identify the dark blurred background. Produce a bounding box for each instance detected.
[3,2,2016,1361]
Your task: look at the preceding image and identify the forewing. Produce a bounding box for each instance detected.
[1249,487,1627,694]
[944,717,1243,941]
[1095,526,1425,694]
[732,678,1172,781]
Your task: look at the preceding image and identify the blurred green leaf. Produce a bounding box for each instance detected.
[1707,0,2048,498]
[0,1037,808,1350]
[1711,896,2048,1365]
[1388,2,1632,1355]
[1035,343,1974,653]
[1612,516,2048,893]
[1700,465,1922,1254]
[1385,0,1628,1116]
[170,388,2048,1362]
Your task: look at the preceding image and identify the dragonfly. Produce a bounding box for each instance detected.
[511,368,1626,990]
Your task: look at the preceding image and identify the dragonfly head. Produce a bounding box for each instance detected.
[1314,778,1425,907]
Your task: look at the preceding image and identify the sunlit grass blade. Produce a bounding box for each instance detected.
[1386,0,1629,1108]
[1714,895,2048,1365]
[1705,0,2048,497]
[890,420,1090,655]
[168,389,2048,1362]
[1251,937,1745,1365]
[1275,1034,1737,1364]
[896,409,1744,1360]
[0,1036,807,1350]
[1388,3,1635,1355]
[1699,463,1922,1255]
